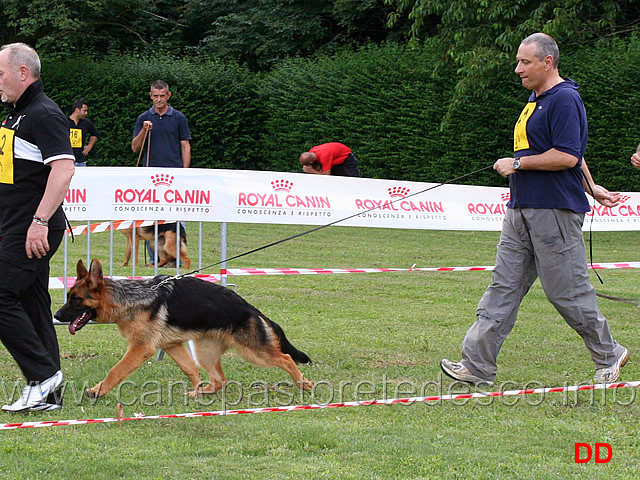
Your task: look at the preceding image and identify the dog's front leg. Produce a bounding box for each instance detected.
[86,344,157,398]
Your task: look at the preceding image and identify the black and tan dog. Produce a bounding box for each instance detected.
[121,223,191,269]
[54,258,313,399]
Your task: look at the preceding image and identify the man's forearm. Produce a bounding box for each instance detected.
[181,141,191,168]
[36,159,75,220]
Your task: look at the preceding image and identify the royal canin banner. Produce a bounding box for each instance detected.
[63,167,640,231]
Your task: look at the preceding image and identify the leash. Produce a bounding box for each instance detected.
[135,127,151,167]
[596,292,640,307]
[581,170,603,285]
[150,164,495,289]
[513,166,636,305]
[580,169,640,307]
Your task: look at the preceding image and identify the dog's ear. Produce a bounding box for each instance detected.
[88,258,104,288]
[76,259,88,279]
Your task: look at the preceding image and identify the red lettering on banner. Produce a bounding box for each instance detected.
[238,192,328,209]
[468,203,506,215]
[589,205,617,217]
[356,198,445,213]
[619,205,640,217]
[65,188,87,203]
[115,188,210,205]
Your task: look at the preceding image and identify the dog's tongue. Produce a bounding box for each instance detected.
[68,320,80,335]
[68,312,90,335]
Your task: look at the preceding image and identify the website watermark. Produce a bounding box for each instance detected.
[0,374,636,410]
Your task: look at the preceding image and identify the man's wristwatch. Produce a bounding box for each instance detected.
[512,158,521,171]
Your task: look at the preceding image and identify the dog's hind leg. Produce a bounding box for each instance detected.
[180,244,191,269]
[121,229,133,266]
[237,346,314,391]
[162,343,203,394]
[193,338,228,395]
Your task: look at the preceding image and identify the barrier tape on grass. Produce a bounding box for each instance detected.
[0,380,638,430]
[67,219,175,236]
[48,262,640,290]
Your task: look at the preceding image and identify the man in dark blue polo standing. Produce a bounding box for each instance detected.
[131,80,191,167]
[131,80,191,265]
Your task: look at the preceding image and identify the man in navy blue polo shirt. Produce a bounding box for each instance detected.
[131,80,191,168]
[441,33,628,387]
[131,81,191,266]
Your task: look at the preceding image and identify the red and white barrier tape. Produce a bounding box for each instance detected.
[1,381,637,430]
[67,220,175,236]
[48,262,640,289]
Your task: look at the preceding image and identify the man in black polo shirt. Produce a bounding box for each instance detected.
[0,43,75,412]
[68,97,99,166]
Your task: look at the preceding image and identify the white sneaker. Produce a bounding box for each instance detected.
[440,359,494,386]
[27,402,63,412]
[2,370,64,413]
[594,347,629,384]
[25,385,65,412]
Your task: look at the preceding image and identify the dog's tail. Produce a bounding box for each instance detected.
[270,320,312,364]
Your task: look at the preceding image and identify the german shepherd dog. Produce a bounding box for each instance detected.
[54,259,313,399]
[121,223,191,269]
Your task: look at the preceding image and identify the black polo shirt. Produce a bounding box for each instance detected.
[68,117,99,164]
[0,79,74,235]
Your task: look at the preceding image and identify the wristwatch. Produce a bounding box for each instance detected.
[512,158,521,170]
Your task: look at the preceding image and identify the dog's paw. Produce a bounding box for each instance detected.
[298,378,314,391]
[85,383,103,399]
[187,382,221,397]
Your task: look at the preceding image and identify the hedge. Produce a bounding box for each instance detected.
[37,36,640,190]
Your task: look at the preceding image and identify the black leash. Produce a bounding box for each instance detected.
[595,292,640,308]
[576,171,640,306]
[581,170,603,285]
[153,164,495,286]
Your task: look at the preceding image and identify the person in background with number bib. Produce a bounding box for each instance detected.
[0,43,75,412]
[68,98,99,167]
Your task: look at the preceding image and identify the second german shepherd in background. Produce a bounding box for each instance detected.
[121,223,191,269]
[54,258,313,399]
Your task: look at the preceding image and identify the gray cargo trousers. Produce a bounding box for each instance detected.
[460,208,625,383]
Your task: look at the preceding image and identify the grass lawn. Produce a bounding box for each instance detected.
[0,223,639,479]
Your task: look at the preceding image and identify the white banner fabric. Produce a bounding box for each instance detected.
[62,167,640,231]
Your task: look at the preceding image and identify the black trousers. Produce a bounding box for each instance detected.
[0,229,64,383]
[331,153,361,177]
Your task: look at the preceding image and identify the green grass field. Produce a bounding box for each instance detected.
[1,223,639,479]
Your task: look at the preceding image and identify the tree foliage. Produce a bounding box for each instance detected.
[0,0,410,69]
[385,0,640,124]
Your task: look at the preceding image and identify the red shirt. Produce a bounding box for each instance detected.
[309,143,352,172]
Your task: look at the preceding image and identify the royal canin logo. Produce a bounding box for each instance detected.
[237,179,331,209]
[114,175,211,205]
[467,191,509,216]
[151,174,174,187]
[388,186,410,198]
[355,186,446,213]
[271,179,293,192]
